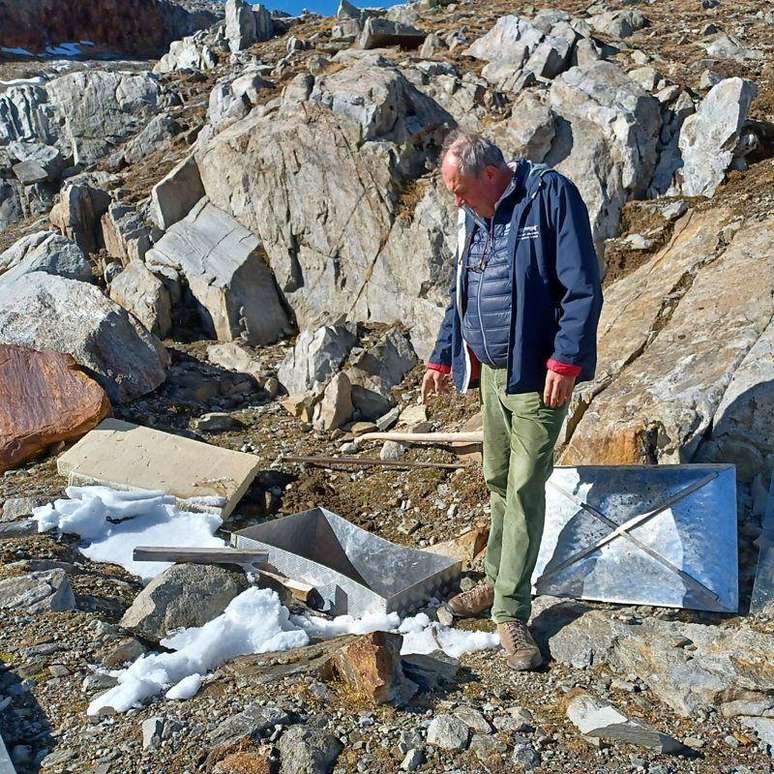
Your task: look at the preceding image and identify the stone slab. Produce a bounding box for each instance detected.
[56,418,259,517]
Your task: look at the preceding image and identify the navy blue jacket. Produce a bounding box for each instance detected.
[428,160,603,394]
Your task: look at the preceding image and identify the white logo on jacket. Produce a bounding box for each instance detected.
[517,225,540,240]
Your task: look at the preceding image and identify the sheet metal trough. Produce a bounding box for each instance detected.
[232,507,461,617]
[532,464,738,613]
[750,472,773,615]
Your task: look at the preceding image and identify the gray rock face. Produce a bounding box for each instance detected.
[150,154,206,231]
[566,693,683,753]
[154,29,222,74]
[120,562,248,642]
[101,202,152,265]
[145,198,291,345]
[109,259,172,337]
[546,61,662,254]
[210,702,291,747]
[278,324,358,397]
[45,70,176,166]
[9,141,67,184]
[0,231,91,285]
[427,714,470,750]
[195,64,454,357]
[588,9,648,39]
[491,90,556,161]
[313,371,353,431]
[0,569,76,613]
[277,724,344,774]
[0,272,168,403]
[225,0,274,52]
[678,77,757,197]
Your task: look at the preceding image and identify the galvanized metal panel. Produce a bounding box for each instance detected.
[532,465,738,613]
[233,507,461,617]
[750,473,774,615]
[0,733,16,774]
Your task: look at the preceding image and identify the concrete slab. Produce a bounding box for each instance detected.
[57,419,259,518]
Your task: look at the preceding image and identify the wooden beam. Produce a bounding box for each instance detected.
[132,546,268,569]
[353,431,484,446]
[282,455,466,471]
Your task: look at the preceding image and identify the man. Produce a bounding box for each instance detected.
[421,130,602,671]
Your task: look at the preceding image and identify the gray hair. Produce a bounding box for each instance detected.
[441,130,506,177]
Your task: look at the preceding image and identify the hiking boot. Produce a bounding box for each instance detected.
[446,583,494,618]
[497,620,543,671]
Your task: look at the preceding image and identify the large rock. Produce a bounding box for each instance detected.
[358,18,426,50]
[45,70,177,166]
[562,215,773,471]
[145,198,291,346]
[346,327,417,420]
[278,324,358,397]
[195,68,454,357]
[0,344,111,473]
[49,183,112,254]
[109,260,172,338]
[225,0,274,52]
[320,631,417,705]
[566,693,683,753]
[0,569,76,613]
[427,714,470,751]
[0,231,91,285]
[0,273,167,403]
[535,599,774,716]
[120,563,249,642]
[154,29,221,74]
[100,203,152,265]
[677,77,758,197]
[587,9,648,39]
[150,154,206,231]
[546,61,662,254]
[9,141,67,184]
[313,371,354,431]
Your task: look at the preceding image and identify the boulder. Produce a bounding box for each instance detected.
[359,18,426,50]
[0,344,111,473]
[278,324,358,397]
[100,202,152,265]
[145,198,291,346]
[566,693,683,753]
[0,272,167,403]
[677,77,758,197]
[546,61,662,253]
[154,30,220,74]
[0,231,91,285]
[562,215,773,471]
[320,631,417,704]
[49,183,112,254]
[114,113,180,168]
[588,9,648,39]
[346,328,417,420]
[150,154,206,231]
[0,569,76,613]
[109,260,172,337]
[490,91,556,161]
[277,724,343,774]
[0,84,59,148]
[9,141,67,184]
[465,15,544,63]
[120,563,249,643]
[225,0,274,52]
[45,70,176,166]
[313,371,353,431]
[207,341,264,382]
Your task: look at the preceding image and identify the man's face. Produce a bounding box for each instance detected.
[441,156,501,218]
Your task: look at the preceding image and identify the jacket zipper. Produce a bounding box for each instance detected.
[477,219,495,366]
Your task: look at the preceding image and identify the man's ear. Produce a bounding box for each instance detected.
[483,165,498,181]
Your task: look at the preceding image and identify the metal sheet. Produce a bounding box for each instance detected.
[0,733,16,774]
[532,465,738,613]
[233,507,461,617]
[750,472,774,615]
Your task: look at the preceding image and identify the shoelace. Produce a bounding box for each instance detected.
[502,622,531,648]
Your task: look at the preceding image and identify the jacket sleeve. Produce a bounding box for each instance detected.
[546,173,603,372]
[427,271,456,372]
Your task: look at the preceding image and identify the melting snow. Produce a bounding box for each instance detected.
[44,42,82,57]
[36,486,500,715]
[0,46,34,57]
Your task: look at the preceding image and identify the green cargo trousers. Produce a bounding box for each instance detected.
[481,365,568,623]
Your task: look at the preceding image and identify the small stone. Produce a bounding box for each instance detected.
[512,743,540,769]
[400,748,424,771]
[436,606,454,627]
[48,664,70,677]
[426,714,470,750]
[453,706,493,734]
[194,412,245,432]
[82,672,119,694]
[142,716,165,750]
[380,441,406,461]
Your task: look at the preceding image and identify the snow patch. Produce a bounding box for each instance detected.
[0,47,34,57]
[165,673,202,700]
[44,42,82,57]
[33,486,225,582]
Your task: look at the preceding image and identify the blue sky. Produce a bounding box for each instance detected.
[248,0,400,16]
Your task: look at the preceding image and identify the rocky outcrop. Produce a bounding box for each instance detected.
[0,231,91,285]
[0,344,111,473]
[0,569,76,613]
[109,260,172,338]
[0,272,168,403]
[144,198,292,346]
[0,0,223,58]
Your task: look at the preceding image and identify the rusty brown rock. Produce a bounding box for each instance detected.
[211,747,276,774]
[320,631,418,705]
[0,344,111,473]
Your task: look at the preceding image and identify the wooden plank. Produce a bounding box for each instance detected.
[133,546,268,568]
[282,455,465,471]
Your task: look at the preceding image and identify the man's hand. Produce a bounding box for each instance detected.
[421,369,451,404]
[543,370,575,408]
